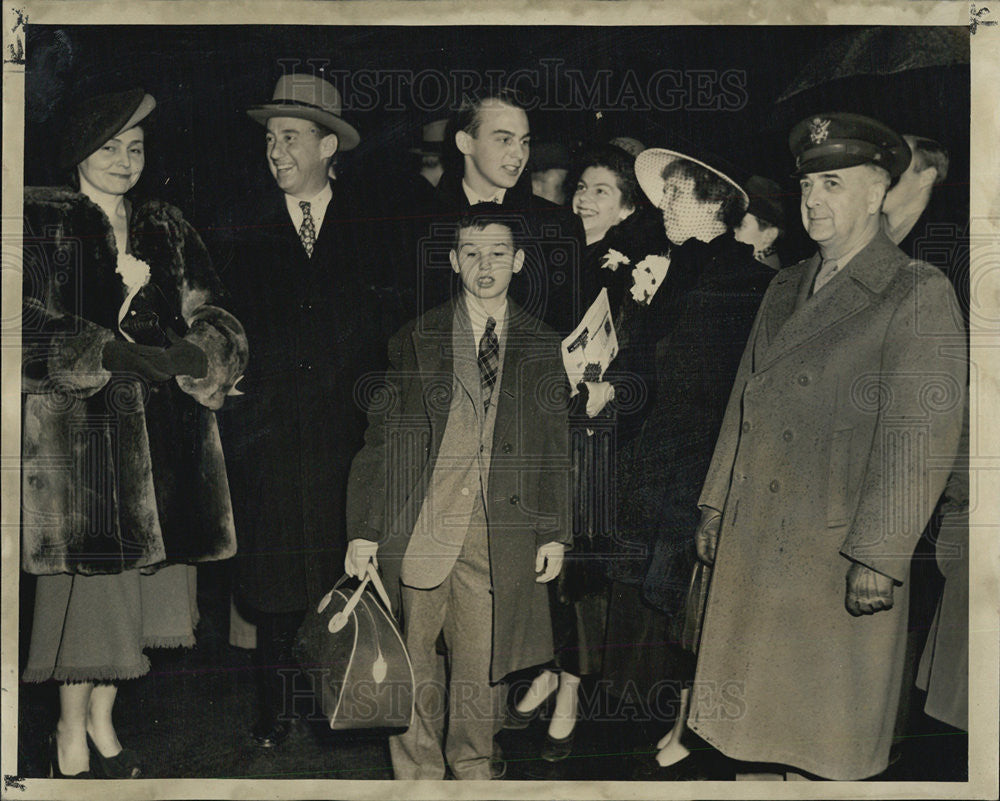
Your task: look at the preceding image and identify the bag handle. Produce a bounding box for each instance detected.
[319,559,393,633]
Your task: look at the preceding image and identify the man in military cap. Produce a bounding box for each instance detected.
[684,113,966,779]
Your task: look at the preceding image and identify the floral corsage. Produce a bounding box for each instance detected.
[628,254,671,305]
[600,248,630,272]
[116,253,152,342]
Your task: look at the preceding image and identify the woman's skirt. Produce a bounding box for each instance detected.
[22,564,198,683]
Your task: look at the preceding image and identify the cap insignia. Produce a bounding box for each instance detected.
[809,117,831,145]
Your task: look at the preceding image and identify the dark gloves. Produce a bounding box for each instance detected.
[102,339,208,381]
[162,339,208,379]
[102,340,173,382]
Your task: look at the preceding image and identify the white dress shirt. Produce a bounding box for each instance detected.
[284,182,333,233]
[462,179,506,206]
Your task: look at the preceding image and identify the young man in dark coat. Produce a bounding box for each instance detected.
[419,90,585,334]
[344,206,571,780]
[215,74,388,748]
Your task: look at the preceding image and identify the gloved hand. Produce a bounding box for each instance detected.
[845,562,895,616]
[695,507,723,566]
[161,339,208,379]
[102,340,172,382]
[583,381,615,417]
[345,539,380,579]
[535,541,566,583]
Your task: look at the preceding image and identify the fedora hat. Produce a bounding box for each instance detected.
[409,118,448,155]
[635,148,749,211]
[247,74,360,151]
[59,88,156,171]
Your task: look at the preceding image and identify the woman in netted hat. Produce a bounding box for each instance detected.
[600,147,774,776]
[21,88,247,778]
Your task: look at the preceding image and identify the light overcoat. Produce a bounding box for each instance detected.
[688,232,966,780]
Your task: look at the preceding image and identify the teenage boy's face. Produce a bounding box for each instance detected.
[449,223,525,303]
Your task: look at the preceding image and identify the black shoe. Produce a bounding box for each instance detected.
[251,717,291,748]
[540,725,576,762]
[502,691,555,730]
[48,734,93,779]
[86,734,141,778]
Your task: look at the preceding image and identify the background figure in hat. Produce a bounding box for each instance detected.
[530,141,571,205]
[881,134,949,249]
[687,113,965,779]
[21,88,247,778]
[734,175,787,270]
[413,118,448,188]
[599,146,773,777]
[214,72,389,748]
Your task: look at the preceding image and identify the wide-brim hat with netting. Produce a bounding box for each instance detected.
[635,148,749,211]
[59,88,156,171]
[247,74,360,151]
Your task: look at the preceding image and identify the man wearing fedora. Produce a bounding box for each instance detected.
[687,113,966,779]
[217,73,389,747]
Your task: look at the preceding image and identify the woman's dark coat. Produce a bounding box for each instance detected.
[608,232,773,617]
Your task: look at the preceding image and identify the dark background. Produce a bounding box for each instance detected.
[24,25,970,274]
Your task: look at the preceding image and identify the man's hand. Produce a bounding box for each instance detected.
[535,542,565,583]
[845,562,895,616]
[345,539,379,579]
[695,507,723,565]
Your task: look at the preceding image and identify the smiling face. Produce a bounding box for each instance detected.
[77,126,145,197]
[456,100,531,197]
[449,223,525,305]
[265,116,338,199]
[799,165,886,258]
[573,166,634,245]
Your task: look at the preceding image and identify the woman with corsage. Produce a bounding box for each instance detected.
[21,89,247,778]
[603,148,774,776]
[504,144,667,763]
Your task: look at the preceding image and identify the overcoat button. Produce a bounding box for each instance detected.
[502,442,513,454]
[783,430,794,441]
[769,480,780,492]
[510,495,520,505]
[741,421,751,433]
[797,374,810,386]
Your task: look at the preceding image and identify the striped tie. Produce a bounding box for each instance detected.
[298,201,316,257]
[478,316,499,410]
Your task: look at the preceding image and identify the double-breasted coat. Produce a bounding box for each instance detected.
[216,184,390,613]
[688,232,966,780]
[346,299,571,683]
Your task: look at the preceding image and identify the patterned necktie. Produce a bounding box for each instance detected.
[477,316,499,410]
[298,200,316,258]
[813,258,839,294]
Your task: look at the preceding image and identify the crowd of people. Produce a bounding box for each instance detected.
[20,72,968,783]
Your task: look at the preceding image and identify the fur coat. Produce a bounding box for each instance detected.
[21,186,248,575]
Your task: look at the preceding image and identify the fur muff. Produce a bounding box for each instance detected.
[21,187,248,575]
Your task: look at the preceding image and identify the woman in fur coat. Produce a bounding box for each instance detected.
[21,89,247,778]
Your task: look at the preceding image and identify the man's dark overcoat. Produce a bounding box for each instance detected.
[217,183,389,613]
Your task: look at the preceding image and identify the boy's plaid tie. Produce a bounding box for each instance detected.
[478,316,499,409]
